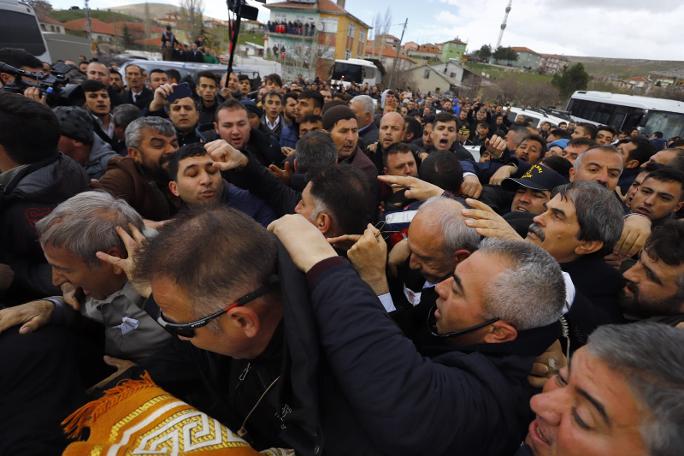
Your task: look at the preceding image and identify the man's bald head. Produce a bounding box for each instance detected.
[86,62,110,85]
[379,111,406,149]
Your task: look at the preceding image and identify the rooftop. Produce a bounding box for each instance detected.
[64,18,117,36]
[510,46,539,55]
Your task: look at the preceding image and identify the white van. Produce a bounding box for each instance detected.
[506,107,568,129]
[0,0,51,62]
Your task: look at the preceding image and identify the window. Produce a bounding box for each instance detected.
[0,11,47,55]
[424,69,430,79]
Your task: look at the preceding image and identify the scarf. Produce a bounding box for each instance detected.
[62,372,291,455]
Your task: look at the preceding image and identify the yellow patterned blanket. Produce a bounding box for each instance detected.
[62,372,263,456]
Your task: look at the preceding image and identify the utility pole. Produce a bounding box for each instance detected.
[144,1,150,52]
[84,0,94,54]
[387,17,407,90]
[490,0,512,64]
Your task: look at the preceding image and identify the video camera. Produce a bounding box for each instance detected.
[0,61,84,107]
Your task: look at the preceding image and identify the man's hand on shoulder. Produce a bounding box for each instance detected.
[0,299,54,334]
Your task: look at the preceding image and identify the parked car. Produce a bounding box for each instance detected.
[506,107,568,128]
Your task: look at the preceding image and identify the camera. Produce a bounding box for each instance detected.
[1,61,84,107]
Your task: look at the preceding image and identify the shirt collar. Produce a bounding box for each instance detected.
[264,115,280,130]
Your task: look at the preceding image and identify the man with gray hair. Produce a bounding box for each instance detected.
[525,182,626,333]
[464,181,627,348]
[349,94,378,149]
[111,103,143,154]
[0,191,170,363]
[270,214,566,455]
[519,322,684,456]
[336,196,480,331]
[96,116,179,220]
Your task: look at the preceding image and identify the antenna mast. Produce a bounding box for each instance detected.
[495,0,512,51]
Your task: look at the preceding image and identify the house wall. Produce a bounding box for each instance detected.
[408,67,450,94]
[441,42,466,62]
[322,12,368,59]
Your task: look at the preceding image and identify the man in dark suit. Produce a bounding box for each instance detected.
[123,64,153,110]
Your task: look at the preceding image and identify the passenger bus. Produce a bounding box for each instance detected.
[330,58,382,89]
[0,0,51,62]
[567,90,684,139]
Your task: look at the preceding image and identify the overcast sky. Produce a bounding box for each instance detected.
[49,0,684,60]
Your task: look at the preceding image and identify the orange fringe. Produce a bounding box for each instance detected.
[62,371,156,439]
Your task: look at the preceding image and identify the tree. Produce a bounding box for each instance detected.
[493,46,518,62]
[122,24,133,48]
[552,63,590,99]
[180,0,204,40]
[474,44,491,61]
[27,0,52,11]
[371,7,392,55]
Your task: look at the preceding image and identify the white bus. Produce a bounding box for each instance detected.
[330,58,381,88]
[0,0,51,62]
[567,90,684,139]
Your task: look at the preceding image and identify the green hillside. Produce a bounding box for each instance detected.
[51,9,143,23]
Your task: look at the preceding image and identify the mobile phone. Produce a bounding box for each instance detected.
[167,82,193,103]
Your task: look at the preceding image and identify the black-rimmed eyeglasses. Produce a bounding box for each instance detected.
[157,275,279,338]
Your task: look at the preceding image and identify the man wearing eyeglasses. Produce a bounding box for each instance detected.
[130,204,565,455]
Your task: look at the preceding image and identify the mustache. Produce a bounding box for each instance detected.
[624,280,639,297]
[528,223,545,241]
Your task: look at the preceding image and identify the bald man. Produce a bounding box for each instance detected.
[367,111,410,173]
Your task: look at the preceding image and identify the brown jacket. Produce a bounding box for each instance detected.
[94,157,175,221]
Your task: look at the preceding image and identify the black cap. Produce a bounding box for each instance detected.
[53,106,94,145]
[241,100,263,118]
[502,163,568,192]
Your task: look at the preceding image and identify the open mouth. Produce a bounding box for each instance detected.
[527,419,552,449]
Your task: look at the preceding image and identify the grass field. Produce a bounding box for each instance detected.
[465,62,554,84]
[51,9,142,23]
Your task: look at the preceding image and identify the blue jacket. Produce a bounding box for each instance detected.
[220,180,276,227]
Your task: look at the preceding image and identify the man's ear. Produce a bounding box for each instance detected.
[574,239,603,256]
[313,107,321,116]
[625,159,640,169]
[316,212,332,235]
[128,147,141,161]
[483,320,518,344]
[452,248,471,264]
[568,166,576,182]
[293,158,299,173]
[0,73,13,85]
[229,307,260,338]
[168,180,180,197]
[100,246,125,274]
[676,200,684,213]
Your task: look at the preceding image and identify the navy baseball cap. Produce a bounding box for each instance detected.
[502,163,568,192]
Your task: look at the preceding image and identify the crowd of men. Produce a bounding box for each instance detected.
[0,46,683,456]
